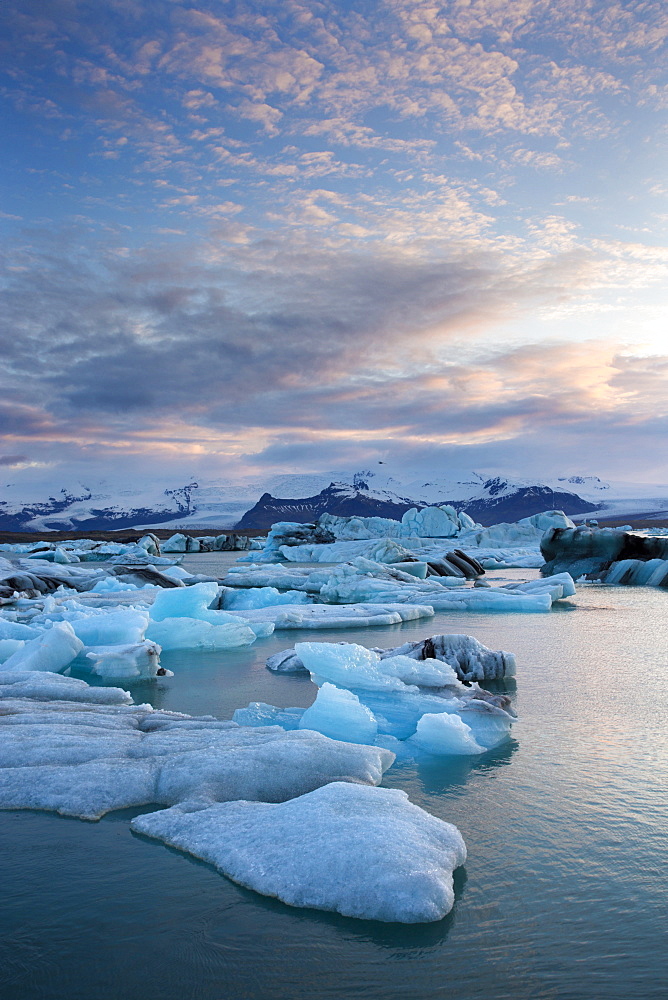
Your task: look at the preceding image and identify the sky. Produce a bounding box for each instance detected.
[1,0,668,492]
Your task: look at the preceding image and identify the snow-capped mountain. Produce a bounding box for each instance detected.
[235,474,603,529]
[4,465,666,533]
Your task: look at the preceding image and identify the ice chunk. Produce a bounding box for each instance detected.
[603,558,668,587]
[222,587,311,610]
[0,670,133,704]
[409,712,487,755]
[299,683,378,745]
[0,621,42,641]
[232,703,305,730]
[266,649,309,674]
[238,602,434,631]
[90,577,140,593]
[150,582,220,622]
[409,700,513,755]
[0,622,84,674]
[70,609,149,646]
[296,641,414,692]
[376,654,461,689]
[84,641,164,681]
[0,710,394,820]
[382,634,516,683]
[0,639,25,664]
[401,505,460,538]
[146,616,257,651]
[280,538,417,564]
[131,783,466,923]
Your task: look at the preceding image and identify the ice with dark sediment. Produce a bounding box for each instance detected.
[541,525,668,579]
[240,640,516,756]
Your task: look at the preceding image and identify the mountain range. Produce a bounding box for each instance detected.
[2,467,667,533]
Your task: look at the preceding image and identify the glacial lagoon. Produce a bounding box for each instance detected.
[1,556,667,1000]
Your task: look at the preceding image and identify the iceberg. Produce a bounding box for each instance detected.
[146,616,258,651]
[602,558,668,587]
[84,640,165,681]
[0,693,394,820]
[379,634,516,683]
[0,621,83,674]
[541,526,668,585]
[146,582,274,647]
[131,782,466,923]
[254,640,515,753]
[409,712,487,755]
[411,641,513,687]
[299,683,378,745]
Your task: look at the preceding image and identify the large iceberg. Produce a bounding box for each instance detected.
[225,559,574,613]
[244,640,516,755]
[131,782,466,923]
[541,525,668,580]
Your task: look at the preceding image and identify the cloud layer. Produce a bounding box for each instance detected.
[1,1,668,486]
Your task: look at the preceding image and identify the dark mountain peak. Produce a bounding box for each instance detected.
[483,477,510,496]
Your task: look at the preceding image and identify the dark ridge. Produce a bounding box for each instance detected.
[236,484,602,530]
[235,485,418,530]
[457,487,602,525]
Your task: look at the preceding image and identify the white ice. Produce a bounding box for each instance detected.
[84,640,164,681]
[130,782,466,923]
[0,692,394,820]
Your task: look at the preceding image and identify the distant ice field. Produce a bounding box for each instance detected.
[0,560,667,1000]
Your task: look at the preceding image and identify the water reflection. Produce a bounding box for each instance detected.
[131,827,468,952]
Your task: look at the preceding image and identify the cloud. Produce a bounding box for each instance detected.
[1,0,667,487]
[3,216,668,484]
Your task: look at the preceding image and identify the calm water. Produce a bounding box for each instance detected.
[1,559,667,1000]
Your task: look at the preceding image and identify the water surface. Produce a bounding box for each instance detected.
[1,566,667,999]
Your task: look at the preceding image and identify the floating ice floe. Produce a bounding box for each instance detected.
[0,671,394,820]
[229,602,435,631]
[131,782,467,923]
[84,641,166,681]
[225,559,574,612]
[268,632,516,683]
[237,640,516,756]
